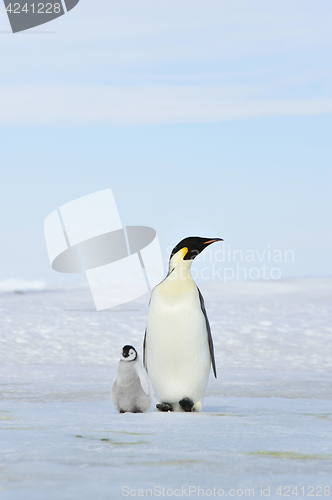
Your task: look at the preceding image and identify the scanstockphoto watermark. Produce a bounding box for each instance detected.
[122,486,256,497]
[166,244,295,283]
[122,485,331,497]
[44,188,165,310]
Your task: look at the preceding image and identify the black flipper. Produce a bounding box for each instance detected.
[143,328,147,371]
[197,287,217,378]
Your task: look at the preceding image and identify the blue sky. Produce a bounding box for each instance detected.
[0,0,331,284]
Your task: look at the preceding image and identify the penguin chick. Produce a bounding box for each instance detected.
[112,345,153,413]
[144,236,222,412]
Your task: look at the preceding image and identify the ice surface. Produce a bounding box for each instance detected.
[1,278,332,499]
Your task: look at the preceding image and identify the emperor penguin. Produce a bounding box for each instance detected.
[143,236,223,412]
[112,345,153,413]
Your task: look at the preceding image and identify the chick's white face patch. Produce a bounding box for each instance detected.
[121,349,137,362]
[44,188,164,310]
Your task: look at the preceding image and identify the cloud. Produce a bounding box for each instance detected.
[0,85,332,125]
[1,1,331,81]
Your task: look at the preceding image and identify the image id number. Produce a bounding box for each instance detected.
[276,486,331,496]
[6,3,61,14]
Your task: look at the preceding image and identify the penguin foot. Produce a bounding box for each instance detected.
[156,402,173,412]
[179,398,197,412]
[119,409,125,413]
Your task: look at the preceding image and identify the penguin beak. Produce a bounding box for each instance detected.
[204,238,223,245]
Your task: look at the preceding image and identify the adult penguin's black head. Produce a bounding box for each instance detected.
[170,236,223,262]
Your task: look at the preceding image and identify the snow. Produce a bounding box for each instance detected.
[1,278,332,499]
[0,279,46,293]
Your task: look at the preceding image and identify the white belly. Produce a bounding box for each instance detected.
[146,284,211,406]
